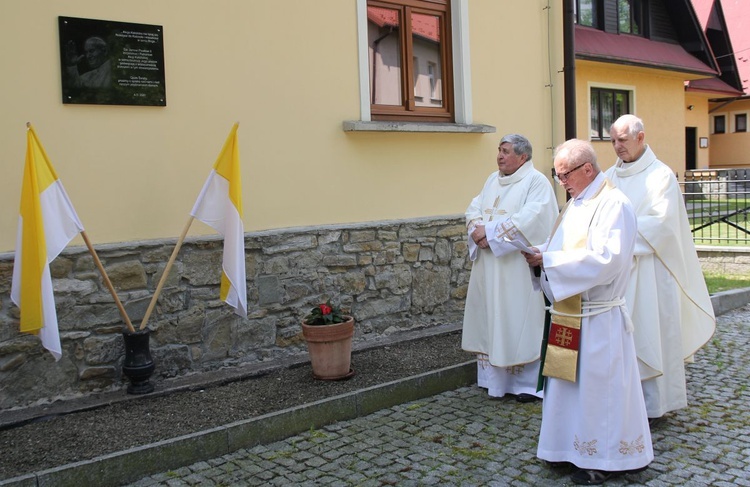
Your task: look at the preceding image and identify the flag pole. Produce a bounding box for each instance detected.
[139,216,194,330]
[80,231,136,333]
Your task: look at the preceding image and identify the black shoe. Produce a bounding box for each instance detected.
[546,460,575,471]
[570,469,623,485]
[516,393,541,403]
[648,416,665,428]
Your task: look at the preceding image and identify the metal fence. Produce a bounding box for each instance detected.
[680,168,750,246]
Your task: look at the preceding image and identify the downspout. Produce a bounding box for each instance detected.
[562,0,576,201]
[563,0,576,140]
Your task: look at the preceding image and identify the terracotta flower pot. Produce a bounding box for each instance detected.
[301,316,355,380]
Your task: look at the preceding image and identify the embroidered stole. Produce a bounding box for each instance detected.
[539,179,616,384]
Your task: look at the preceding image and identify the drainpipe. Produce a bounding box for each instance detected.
[560,0,576,202]
[563,0,576,140]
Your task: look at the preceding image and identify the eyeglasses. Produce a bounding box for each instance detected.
[553,163,587,184]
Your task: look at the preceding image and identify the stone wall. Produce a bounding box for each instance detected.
[696,246,750,276]
[0,216,471,410]
[2,217,747,411]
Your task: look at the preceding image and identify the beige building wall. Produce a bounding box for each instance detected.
[709,98,750,167]
[0,1,565,253]
[576,61,689,174]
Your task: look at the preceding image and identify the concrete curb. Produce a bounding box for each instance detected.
[0,361,477,487]
[710,287,750,316]
[2,288,748,487]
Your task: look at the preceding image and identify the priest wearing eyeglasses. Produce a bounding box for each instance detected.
[523,139,653,485]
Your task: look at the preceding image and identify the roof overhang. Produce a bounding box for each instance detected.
[575,26,718,78]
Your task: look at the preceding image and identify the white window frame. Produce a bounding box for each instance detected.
[354,0,473,125]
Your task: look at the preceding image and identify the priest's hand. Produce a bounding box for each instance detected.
[522,248,543,267]
[471,225,489,249]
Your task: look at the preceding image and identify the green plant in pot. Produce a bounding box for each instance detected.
[301,300,355,380]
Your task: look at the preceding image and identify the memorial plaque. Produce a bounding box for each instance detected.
[59,16,167,106]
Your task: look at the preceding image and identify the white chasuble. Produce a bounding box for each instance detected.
[606,146,715,417]
[534,174,653,472]
[462,161,558,397]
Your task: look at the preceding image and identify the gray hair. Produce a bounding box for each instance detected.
[611,114,644,138]
[554,139,600,173]
[499,134,533,160]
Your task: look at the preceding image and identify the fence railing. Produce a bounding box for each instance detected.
[680,169,750,247]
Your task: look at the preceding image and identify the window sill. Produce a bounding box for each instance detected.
[342,121,496,133]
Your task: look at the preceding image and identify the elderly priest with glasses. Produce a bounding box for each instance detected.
[523,138,653,485]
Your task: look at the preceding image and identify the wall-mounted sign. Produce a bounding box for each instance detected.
[58,16,166,106]
[699,137,709,148]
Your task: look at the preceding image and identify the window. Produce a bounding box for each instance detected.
[366,0,453,122]
[590,88,630,140]
[714,115,726,134]
[576,0,600,28]
[735,113,747,133]
[618,0,643,35]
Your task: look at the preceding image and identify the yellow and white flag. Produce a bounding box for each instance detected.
[190,123,247,317]
[11,125,84,360]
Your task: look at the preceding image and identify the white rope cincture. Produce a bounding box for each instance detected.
[546,298,634,332]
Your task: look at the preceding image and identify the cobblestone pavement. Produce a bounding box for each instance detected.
[127,305,750,486]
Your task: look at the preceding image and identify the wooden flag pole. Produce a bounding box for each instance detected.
[139,216,194,330]
[80,231,136,333]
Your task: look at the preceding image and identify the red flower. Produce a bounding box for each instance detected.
[319,304,332,315]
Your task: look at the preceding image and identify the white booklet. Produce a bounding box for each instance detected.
[503,236,534,253]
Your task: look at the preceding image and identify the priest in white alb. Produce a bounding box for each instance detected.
[524,139,652,485]
[606,115,715,426]
[462,134,558,403]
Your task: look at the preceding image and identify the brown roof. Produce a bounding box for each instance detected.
[687,76,744,96]
[575,26,717,76]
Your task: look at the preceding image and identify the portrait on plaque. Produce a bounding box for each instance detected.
[58,16,166,106]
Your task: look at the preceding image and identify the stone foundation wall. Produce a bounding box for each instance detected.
[696,246,750,276]
[2,217,747,410]
[0,216,472,409]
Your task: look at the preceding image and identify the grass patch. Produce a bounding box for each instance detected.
[704,273,750,294]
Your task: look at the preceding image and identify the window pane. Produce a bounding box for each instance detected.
[715,116,726,133]
[618,0,632,33]
[614,92,628,119]
[368,6,403,106]
[736,114,747,132]
[591,91,601,139]
[578,0,596,27]
[601,91,614,137]
[411,12,443,107]
[631,0,641,34]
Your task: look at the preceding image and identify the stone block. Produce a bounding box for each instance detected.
[152,344,193,378]
[152,305,206,345]
[258,275,282,305]
[53,278,98,296]
[106,261,148,290]
[79,366,116,380]
[183,251,223,286]
[264,235,317,254]
[412,268,451,311]
[49,257,74,278]
[83,334,124,365]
